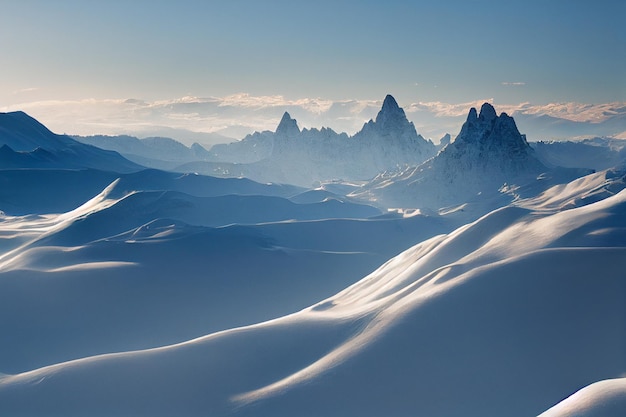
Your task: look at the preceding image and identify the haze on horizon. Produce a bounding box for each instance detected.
[1,0,625,142]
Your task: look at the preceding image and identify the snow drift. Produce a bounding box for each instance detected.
[0,169,624,417]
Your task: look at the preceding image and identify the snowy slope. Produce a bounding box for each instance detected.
[0,111,142,172]
[0,168,303,215]
[0,169,624,417]
[538,378,626,417]
[0,175,455,372]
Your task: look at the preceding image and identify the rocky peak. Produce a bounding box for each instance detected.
[275,112,300,138]
[478,102,497,122]
[438,133,452,149]
[373,94,409,130]
[381,94,401,113]
[351,94,436,164]
[438,103,540,172]
[455,103,524,147]
[467,107,478,123]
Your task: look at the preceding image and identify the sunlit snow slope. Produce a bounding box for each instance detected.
[538,378,626,417]
[0,171,453,373]
[0,169,624,417]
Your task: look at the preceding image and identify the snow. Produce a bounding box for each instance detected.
[1,108,625,417]
[538,378,626,417]
[0,171,624,417]
[0,170,455,373]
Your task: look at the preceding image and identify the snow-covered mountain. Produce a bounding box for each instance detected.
[0,111,142,173]
[191,95,437,186]
[352,103,591,213]
[0,167,624,417]
[74,134,213,170]
[513,109,626,141]
[533,137,626,171]
[208,129,274,164]
[350,94,435,166]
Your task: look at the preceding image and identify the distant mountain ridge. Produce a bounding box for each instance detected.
[0,111,142,173]
[198,94,437,186]
[74,134,212,170]
[533,137,626,171]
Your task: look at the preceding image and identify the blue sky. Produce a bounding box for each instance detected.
[1,0,625,139]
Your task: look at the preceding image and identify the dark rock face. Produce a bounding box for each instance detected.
[275,112,301,138]
[438,103,543,174]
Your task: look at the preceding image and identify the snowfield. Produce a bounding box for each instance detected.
[0,169,624,417]
[0,170,454,373]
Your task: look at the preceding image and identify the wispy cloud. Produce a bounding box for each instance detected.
[11,87,39,95]
[406,99,495,118]
[501,82,526,86]
[2,94,624,145]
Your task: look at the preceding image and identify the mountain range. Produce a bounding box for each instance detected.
[0,101,624,417]
[179,95,437,186]
[63,97,626,191]
[352,103,593,216]
[74,134,213,170]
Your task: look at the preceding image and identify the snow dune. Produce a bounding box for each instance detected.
[0,173,624,417]
[0,168,302,215]
[0,174,453,373]
[538,378,626,417]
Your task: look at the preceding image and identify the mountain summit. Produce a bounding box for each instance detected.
[357,94,427,141]
[378,93,401,116]
[375,94,407,130]
[275,112,300,138]
[0,111,74,151]
[440,102,541,174]
[352,94,436,166]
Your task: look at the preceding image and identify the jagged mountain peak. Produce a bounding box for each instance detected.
[275,111,300,137]
[455,103,527,148]
[467,107,478,122]
[374,94,407,126]
[279,111,292,124]
[479,102,497,121]
[437,103,542,176]
[381,94,401,112]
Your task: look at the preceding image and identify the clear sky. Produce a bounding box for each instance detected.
[1,0,625,139]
